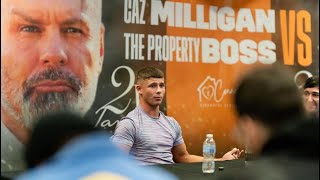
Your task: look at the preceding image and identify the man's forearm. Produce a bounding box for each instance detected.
[214,157,224,161]
[187,155,225,162]
[185,155,203,163]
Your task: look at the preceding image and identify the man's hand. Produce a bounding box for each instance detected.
[220,148,244,161]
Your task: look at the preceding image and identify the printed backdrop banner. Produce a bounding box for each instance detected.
[87,0,319,157]
[1,0,319,172]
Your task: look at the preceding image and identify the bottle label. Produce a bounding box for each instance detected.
[204,144,216,154]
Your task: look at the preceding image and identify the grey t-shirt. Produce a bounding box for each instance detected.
[112,106,184,165]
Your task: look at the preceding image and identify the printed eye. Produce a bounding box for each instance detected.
[20,25,40,32]
[303,91,310,96]
[312,92,319,97]
[64,27,83,34]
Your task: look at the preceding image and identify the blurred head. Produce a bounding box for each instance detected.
[25,112,100,168]
[234,66,305,153]
[303,76,319,114]
[135,67,165,108]
[1,0,105,129]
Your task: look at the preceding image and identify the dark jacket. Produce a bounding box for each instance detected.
[262,118,318,159]
[257,119,319,180]
[219,118,319,180]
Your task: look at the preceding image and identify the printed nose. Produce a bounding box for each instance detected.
[40,31,68,67]
[41,52,67,66]
[307,95,313,102]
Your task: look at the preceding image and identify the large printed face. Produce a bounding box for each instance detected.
[303,87,319,114]
[137,78,165,108]
[1,0,104,128]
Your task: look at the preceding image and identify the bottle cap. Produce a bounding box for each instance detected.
[206,134,213,138]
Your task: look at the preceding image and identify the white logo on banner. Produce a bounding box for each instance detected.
[294,70,313,89]
[197,76,235,108]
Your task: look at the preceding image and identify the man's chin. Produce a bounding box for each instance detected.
[31,101,76,113]
[23,105,76,129]
[151,102,162,107]
[22,93,80,127]
[306,107,317,114]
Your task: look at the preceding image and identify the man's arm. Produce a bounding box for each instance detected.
[111,118,136,154]
[113,143,132,154]
[170,117,243,162]
[215,148,244,161]
[172,143,203,163]
[172,144,243,163]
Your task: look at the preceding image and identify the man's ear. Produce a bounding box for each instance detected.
[241,116,257,135]
[243,115,268,153]
[237,116,255,146]
[135,84,142,95]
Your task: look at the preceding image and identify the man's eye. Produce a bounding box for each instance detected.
[20,26,40,32]
[64,27,83,34]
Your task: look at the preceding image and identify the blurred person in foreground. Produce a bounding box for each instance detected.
[220,66,319,180]
[302,76,319,118]
[1,0,105,171]
[218,159,290,180]
[15,112,177,180]
[112,67,242,165]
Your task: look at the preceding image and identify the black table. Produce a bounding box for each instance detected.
[1,159,246,180]
[158,159,246,180]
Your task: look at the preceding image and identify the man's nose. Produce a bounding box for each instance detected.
[156,86,163,93]
[40,30,68,67]
[307,95,314,102]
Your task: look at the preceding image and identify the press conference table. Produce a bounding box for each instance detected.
[1,159,246,179]
[158,159,246,180]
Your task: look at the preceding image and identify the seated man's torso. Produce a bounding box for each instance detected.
[113,107,184,165]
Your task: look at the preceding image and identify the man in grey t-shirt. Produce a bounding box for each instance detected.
[112,67,243,165]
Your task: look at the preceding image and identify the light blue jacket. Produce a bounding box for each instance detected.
[16,132,177,180]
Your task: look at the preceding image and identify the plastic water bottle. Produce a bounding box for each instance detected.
[202,134,216,173]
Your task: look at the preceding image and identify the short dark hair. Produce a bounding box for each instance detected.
[234,66,305,128]
[136,67,164,83]
[303,76,319,89]
[25,112,101,168]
